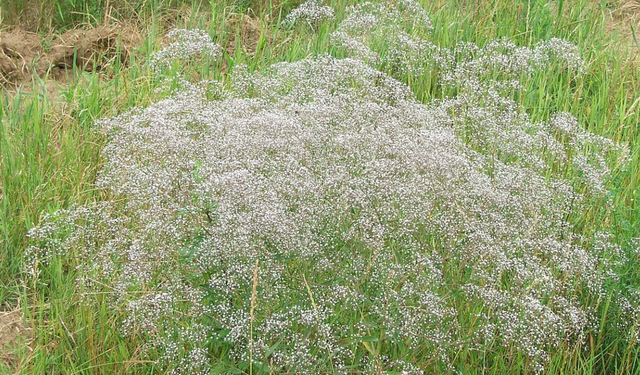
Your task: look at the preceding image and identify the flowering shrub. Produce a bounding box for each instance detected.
[149,28,222,72]
[282,0,335,28]
[26,3,630,374]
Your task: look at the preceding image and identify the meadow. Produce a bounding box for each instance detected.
[1,0,640,374]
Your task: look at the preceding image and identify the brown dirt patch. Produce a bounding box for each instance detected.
[0,24,141,88]
[0,30,46,85]
[50,25,140,72]
[0,309,33,370]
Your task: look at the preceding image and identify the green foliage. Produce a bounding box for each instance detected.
[0,0,202,31]
[1,0,640,374]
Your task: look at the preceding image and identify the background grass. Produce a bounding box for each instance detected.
[1,0,640,373]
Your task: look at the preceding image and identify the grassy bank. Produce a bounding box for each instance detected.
[1,0,640,374]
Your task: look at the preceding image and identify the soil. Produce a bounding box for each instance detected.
[0,309,32,369]
[0,24,141,88]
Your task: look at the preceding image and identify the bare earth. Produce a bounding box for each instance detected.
[0,25,140,88]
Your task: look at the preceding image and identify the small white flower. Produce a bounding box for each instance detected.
[283,0,335,27]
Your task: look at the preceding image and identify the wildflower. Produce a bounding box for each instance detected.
[26,7,625,373]
[149,29,221,72]
[282,0,335,28]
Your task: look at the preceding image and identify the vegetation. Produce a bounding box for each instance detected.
[1,0,639,374]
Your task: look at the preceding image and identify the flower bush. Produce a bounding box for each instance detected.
[26,1,631,374]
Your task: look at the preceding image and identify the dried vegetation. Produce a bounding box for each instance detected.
[0,25,140,87]
[0,309,32,370]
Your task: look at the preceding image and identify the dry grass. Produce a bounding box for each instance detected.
[606,0,640,60]
[0,308,33,371]
[225,13,264,57]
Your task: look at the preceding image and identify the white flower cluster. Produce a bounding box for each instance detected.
[332,1,584,81]
[26,5,627,374]
[331,1,435,72]
[332,1,619,196]
[149,28,222,72]
[282,0,335,27]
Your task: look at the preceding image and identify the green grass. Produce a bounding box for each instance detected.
[0,0,202,32]
[1,0,640,373]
